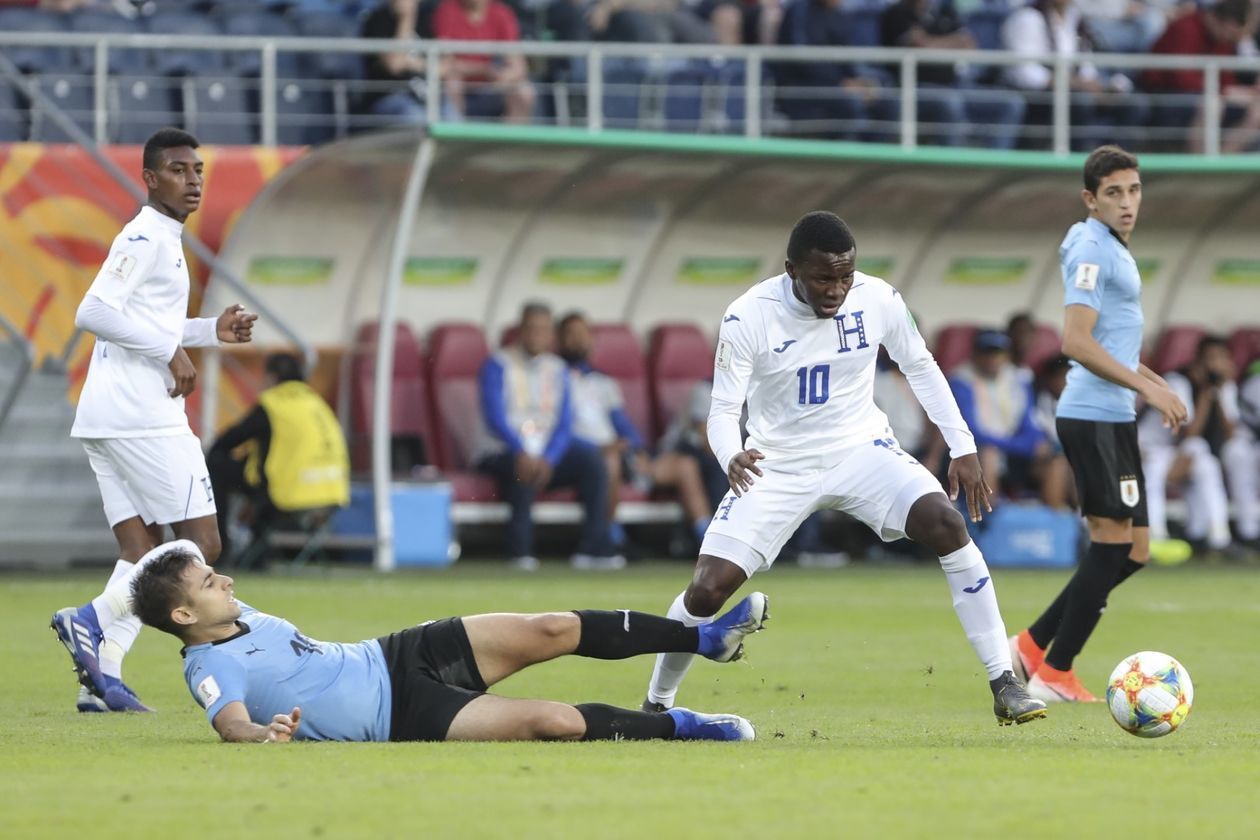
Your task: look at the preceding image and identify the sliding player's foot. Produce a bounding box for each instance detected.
[699,592,769,663]
[51,605,107,697]
[1009,629,1045,683]
[667,708,756,742]
[1027,665,1100,704]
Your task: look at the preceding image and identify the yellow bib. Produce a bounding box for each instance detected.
[246,381,350,511]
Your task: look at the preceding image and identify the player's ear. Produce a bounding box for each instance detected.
[171,605,197,629]
[142,167,159,191]
[1080,188,1096,212]
[784,259,795,280]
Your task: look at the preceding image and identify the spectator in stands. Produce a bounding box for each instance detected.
[776,0,901,142]
[360,0,458,126]
[207,353,350,563]
[557,312,714,553]
[433,0,537,122]
[1145,335,1259,551]
[1000,0,1148,150]
[1032,353,1071,447]
[1143,0,1260,153]
[949,329,1070,508]
[474,302,618,571]
[657,378,731,513]
[1006,311,1037,378]
[1082,0,1182,53]
[879,0,1026,149]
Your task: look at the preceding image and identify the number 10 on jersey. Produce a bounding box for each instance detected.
[796,365,830,405]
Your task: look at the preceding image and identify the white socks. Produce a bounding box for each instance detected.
[92,539,206,680]
[940,542,1012,681]
[646,590,713,707]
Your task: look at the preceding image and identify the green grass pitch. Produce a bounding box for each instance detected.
[4,562,1259,838]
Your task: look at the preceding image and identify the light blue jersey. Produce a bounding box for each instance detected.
[1056,217,1145,422]
[182,603,392,742]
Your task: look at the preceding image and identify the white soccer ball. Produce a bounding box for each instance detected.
[1106,651,1194,738]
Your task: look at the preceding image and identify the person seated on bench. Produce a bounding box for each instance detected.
[473,302,621,572]
[207,352,350,563]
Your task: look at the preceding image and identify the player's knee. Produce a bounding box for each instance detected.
[529,612,576,641]
[533,705,583,740]
[684,578,730,618]
[916,501,969,553]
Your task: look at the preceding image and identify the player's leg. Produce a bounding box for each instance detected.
[171,514,223,565]
[445,694,754,742]
[462,599,768,686]
[645,468,813,710]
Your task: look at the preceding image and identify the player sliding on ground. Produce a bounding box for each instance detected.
[128,543,768,743]
[642,211,1048,726]
[49,128,258,714]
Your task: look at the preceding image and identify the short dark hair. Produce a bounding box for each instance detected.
[556,310,586,333]
[1196,334,1228,358]
[1083,145,1139,194]
[143,127,200,172]
[1212,0,1251,26]
[264,352,304,384]
[787,211,856,263]
[520,301,552,325]
[130,548,201,637]
[1006,312,1033,334]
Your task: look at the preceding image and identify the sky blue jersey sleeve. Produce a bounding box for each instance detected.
[187,649,248,725]
[1062,239,1110,312]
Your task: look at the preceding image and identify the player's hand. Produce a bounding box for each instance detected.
[266,707,301,743]
[726,448,765,497]
[948,453,993,523]
[1143,382,1188,428]
[168,346,197,398]
[216,304,258,344]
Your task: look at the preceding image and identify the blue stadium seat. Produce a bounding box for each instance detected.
[275,78,336,145]
[110,76,182,144]
[30,73,95,142]
[965,9,1009,51]
[145,11,225,77]
[222,12,302,78]
[185,74,257,144]
[838,9,882,48]
[68,9,145,74]
[293,10,361,80]
[0,78,26,141]
[662,63,708,133]
[0,8,72,74]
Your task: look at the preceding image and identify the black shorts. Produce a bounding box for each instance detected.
[377,617,487,742]
[1056,417,1148,526]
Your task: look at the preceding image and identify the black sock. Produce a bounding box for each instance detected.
[572,610,699,660]
[1044,542,1131,671]
[1028,554,1145,650]
[576,703,675,741]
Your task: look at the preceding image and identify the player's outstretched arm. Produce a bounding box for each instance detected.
[212,701,301,743]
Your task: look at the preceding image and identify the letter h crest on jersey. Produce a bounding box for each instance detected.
[834,311,868,353]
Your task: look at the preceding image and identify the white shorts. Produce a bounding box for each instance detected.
[81,434,217,527]
[701,438,946,577]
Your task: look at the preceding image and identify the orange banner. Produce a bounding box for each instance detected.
[0,143,303,405]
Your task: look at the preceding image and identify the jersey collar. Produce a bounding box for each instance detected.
[139,204,186,236]
[179,620,252,658]
[1084,216,1128,251]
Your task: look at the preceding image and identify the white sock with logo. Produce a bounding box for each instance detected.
[92,540,206,630]
[940,541,1011,680]
[646,590,713,707]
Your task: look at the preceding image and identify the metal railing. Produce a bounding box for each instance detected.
[2,31,1258,155]
[0,312,35,433]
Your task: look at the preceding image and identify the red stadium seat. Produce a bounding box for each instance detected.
[499,324,519,348]
[427,322,490,473]
[1227,328,1260,375]
[349,322,434,475]
[1150,325,1206,375]
[1025,323,1063,375]
[649,323,713,439]
[590,324,651,445]
[933,324,979,374]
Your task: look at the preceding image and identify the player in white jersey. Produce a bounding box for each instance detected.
[50,128,258,713]
[642,212,1047,725]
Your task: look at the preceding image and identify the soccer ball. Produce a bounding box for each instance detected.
[1106,651,1194,738]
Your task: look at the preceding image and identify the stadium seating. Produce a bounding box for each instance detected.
[0,77,23,142]
[932,324,979,374]
[0,8,69,75]
[349,321,438,477]
[589,324,652,442]
[648,323,713,440]
[1228,328,1260,374]
[110,75,182,144]
[1025,323,1063,375]
[426,322,491,474]
[29,72,94,142]
[68,9,144,75]
[1150,325,1206,374]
